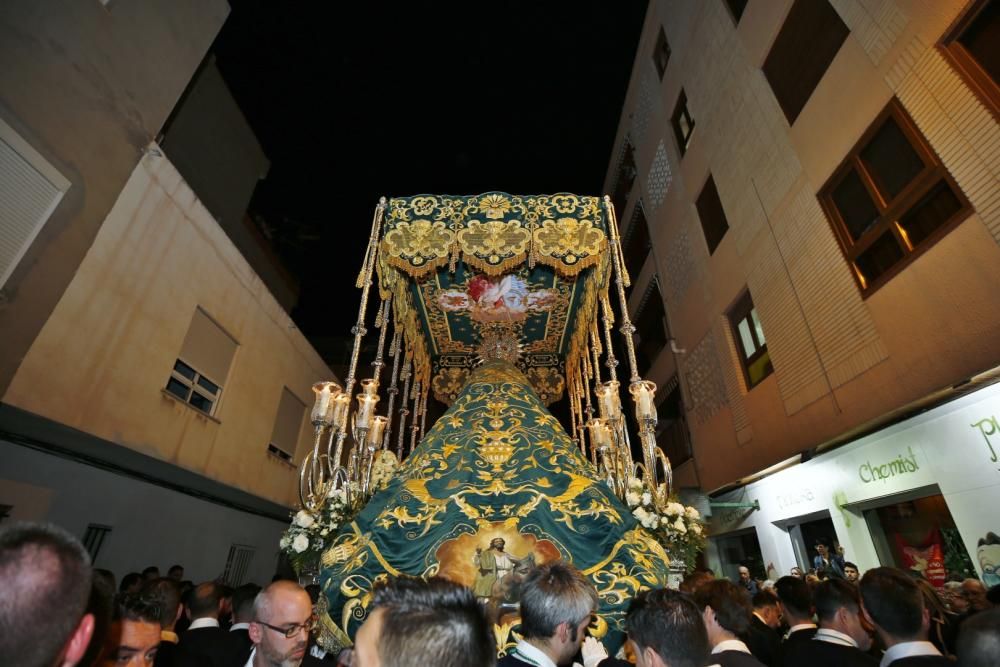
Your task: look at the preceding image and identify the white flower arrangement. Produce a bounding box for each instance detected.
[624,477,707,573]
[369,450,399,493]
[280,483,359,573]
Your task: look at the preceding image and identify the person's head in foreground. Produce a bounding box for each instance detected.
[0,521,96,667]
[774,575,814,626]
[626,588,710,667]
[858,567,929,647]
[814,578,872,650]
[693,579,752,647]
[956,607,1000,667]
[98,593,162,666]
[752,590,781,629]
[249,580,315,667]
[351,575,495,667]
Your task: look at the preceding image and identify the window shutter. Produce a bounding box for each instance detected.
[0,124,69,288]
[179,308,238,386]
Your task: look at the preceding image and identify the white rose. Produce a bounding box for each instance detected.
[650,516,660,529]
[642,492,652,506]
[628,478,644,492]
[294,510,315,529]
[692,523,702,535]
[320,528,329,536]
[633,507,649,522]
[292,534,310,553]
[673,518,687,534]
[280,536,290,549]
[685,506,700,520]
[670,502,686,516]
[626,492,641,507]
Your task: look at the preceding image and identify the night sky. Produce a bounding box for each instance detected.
[212,1,648,368]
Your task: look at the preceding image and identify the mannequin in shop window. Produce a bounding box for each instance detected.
[813,542,845,579]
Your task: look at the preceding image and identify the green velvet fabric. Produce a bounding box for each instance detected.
[318,361,671,654]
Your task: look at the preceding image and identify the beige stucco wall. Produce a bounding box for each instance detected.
[607,0,1000,491]
[0,0,229,395]
[3,148,334,507]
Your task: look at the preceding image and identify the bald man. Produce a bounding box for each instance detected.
[0,522,95,667]
[246,581,316,667]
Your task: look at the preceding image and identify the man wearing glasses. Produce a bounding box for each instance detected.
[246,580,317,667]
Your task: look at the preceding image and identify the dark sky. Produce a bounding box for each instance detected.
[213,1,647,366]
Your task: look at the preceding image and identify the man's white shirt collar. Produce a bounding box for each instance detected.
[188,617,220,630]
[784,622,817,639]
[512,639,558,667]
[814,627,857,647]
[880,641,942,667]
[712,638,751,654]
[752,611,770,626]
[243,647,255,667]
[230,622,250,632]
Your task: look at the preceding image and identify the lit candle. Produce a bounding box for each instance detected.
[311,381,342,425]
[330,392,351,429]
[595,381,622,422]
[355,393,379,429]
[587,418,612,450]
[369,415,388,448]
[630,380,657,423]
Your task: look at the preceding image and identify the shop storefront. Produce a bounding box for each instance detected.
[707,381,1000,587]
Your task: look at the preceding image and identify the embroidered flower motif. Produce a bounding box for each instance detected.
[480,194,512,220]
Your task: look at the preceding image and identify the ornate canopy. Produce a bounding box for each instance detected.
[376,193,611,405]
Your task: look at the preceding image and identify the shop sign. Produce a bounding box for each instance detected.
[970,416,1000,465]
[776,488,815,511]
[857,446,919,484]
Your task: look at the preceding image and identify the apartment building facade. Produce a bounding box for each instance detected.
[604,0,1000,582]
[0,1,334,584]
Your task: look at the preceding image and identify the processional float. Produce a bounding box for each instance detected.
[298,193,680,653]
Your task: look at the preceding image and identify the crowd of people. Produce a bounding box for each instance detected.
[2,521,998,667]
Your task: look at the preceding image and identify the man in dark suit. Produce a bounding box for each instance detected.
[142,577,190,667]
[780,578,876,667]
[746,590,781,666]
[859,567,951,666]
[175,581,230,667]
[956,607,1000,667]
[223,583,260,665]
[623,588,711,667]
[497,562,599,667]
[693,579,766,666]
[348,576,495,667]
[774,575,817,662]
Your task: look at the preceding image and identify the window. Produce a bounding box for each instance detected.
[763,0,849,124]
[222,544,255,586]
[939,0,999,114]
[724,0,748,24]
[623,204,651,285]
[818,100,972,294]
[269,387,306,464]
[165,308,238,417]
[635,280,669,375]
[728,291,772,389]
[695,175,729,255]
[82,524,112,562]
[671,90,695,155]
[653,26,671,80]
[612,142,637,215]
[0,117,71,289]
